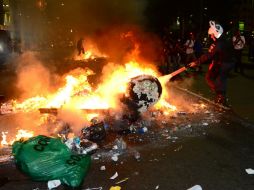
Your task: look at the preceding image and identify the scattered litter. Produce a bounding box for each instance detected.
[111,154,119,162]
[187,185,202,190]
[155,185,159,189]
[113,138,127,151]
[47,179,61,190]
[149,158,159,162]
[245,168,254,174]
[65,138,98,155]
[80,140,99,155]
[109,186,121,190]
[81,122,106,142]
[110,172,118,180]
[166,136,172,139]
[115,177,129,184]
[202,122,209,126]
[137,127,148,134]
[100,165,106,171]
[174,145,183,152]
[83,187,103,190]
[134,151,141,161]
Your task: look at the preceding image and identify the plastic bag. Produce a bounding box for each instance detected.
[12,135,91,187]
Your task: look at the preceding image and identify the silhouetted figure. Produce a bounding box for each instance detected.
[193,35,204,72]
[232,30,245,73]
[248,33,254,62]
[184,32,196,66]
[77,38,85,56]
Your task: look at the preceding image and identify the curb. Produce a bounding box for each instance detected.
[174,86,254,129]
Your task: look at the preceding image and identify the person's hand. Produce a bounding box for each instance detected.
[187,62,197,68]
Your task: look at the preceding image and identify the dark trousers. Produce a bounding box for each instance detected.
[78,48,85,55]
[205,62,234,96]
[234,49,243,72]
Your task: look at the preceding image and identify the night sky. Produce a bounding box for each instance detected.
[144,0,236,33]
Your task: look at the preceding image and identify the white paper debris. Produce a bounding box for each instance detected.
[187,185,202,190]
[48,179,61,190]
[100,165,106,171]
[246,168,254,174]
[111,154,119,162]
[134,151,141,160]
[155,185,159,189]
[83,187,103,190]
[110,172,118,180]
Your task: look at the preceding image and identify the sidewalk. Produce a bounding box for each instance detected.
[172,54,254,124]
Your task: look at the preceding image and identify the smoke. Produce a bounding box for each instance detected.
[11,0,164,64]
[15,51,59,99]
[91,25,163,64]
[54,0,149,36]
[12,0,149,48]
[167,78,198,112]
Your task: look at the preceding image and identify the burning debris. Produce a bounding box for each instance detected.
[0,54,227,190]
[123,74,162,113]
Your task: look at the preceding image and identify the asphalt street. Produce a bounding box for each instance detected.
[0,50,254,190]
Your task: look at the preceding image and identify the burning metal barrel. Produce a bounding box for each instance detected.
[123,75,162,114]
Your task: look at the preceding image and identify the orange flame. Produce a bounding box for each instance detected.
[1,132,8,146]
[8,61,162,111]
[74,39,108,61]
[1,130,34,146]
[0,59,181,145]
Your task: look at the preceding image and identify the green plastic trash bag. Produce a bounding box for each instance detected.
[12,135,91,187]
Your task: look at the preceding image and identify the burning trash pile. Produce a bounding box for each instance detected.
[0,59,223,189]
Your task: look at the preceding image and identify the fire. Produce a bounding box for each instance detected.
[13,129,34,142]
[1,132,8,146]
[74,39,108,61]
[0,59,180,146]
[155,99,177,112]
[75,50,94,60]
[1,130,34,146]
[86,113,99,121]
[5,60,164,113]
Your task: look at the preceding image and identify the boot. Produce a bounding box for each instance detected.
[215,94,224,104]
[215,94,230,107]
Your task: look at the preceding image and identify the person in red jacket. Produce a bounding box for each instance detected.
[188,20,235,106]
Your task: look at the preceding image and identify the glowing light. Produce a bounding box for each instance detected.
[1,132,8,146]
[1,130,34,146]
